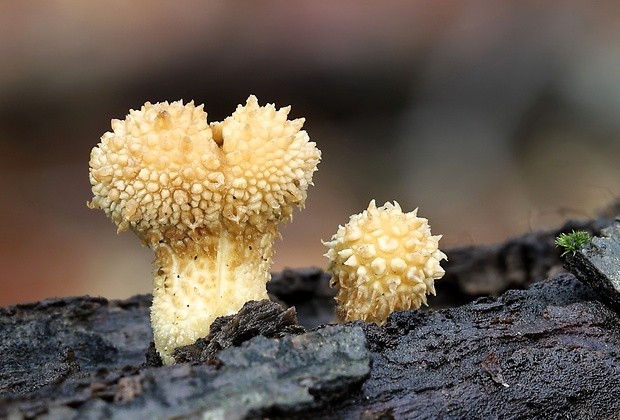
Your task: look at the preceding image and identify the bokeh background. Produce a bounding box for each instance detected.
[2,1,620,306]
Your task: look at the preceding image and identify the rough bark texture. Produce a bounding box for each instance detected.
[564,221,620,313]
[2,215,620,419]
[437,216,613,306]
[170,299,306,365]
[314,273,620,419]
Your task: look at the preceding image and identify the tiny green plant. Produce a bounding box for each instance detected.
[555,230,591,257]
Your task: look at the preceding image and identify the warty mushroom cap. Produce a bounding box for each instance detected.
[324,200,446,325]
[89,96,321,253]
[211,94,319,234]
[88,100,225,251]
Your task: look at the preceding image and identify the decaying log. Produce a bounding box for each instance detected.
[1,214,620,418]
[315,273,620,419]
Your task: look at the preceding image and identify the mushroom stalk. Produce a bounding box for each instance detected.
[150,226,274,364]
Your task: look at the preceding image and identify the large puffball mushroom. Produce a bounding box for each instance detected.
[88,96,321,364]
[323,200,446,325]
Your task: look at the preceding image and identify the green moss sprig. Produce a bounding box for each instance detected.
[555,230,591,257]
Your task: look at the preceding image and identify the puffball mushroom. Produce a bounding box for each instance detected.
[88,96,320,364]
[324,200,446,325]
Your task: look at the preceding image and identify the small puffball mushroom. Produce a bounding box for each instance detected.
[88,96,321,364]
[323,200,446,325]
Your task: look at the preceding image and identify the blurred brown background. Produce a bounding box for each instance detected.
[2,1,620,306]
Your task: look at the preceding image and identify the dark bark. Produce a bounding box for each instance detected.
[171,299,306,365]
[312,273,620,419]
[564,221,620,313]
[2,214,620,419]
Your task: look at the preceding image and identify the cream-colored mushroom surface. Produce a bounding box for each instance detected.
[324,200,446,325]
[89,96,321,364]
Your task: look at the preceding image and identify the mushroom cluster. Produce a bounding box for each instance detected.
[324,200,446,325]
[88,96,321,364]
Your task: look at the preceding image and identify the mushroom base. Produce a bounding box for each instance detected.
[149,228,274,365]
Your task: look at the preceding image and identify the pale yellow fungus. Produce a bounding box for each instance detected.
[88,96,321,364]
[323,200,446,325]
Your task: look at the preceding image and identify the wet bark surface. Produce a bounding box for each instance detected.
[1,215,620,419]
[314,273,620,419]
[564,220,620,313]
